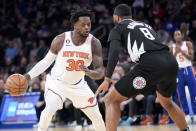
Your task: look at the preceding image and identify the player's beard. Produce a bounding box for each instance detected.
[80,31,89,38]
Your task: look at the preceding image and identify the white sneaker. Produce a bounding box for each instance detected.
[193,115,196,124]
[68,121,77,127]
[74,125,82,130]
[185,115,192,124]
[48,122,55,128]
[87,124,94,130]
[33,123,38,128]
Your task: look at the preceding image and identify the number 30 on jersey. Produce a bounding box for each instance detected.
[66,59,84,71]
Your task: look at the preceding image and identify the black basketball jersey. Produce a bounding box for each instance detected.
[108,19,169,62]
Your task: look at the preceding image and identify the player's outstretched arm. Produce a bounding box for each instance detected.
[80,38,104,80]
[24,34,64,80]
[95,39,121,97]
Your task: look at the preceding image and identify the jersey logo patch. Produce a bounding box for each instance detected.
[133,76,146,89]
[66,39,71,46]
[88,97,94,104]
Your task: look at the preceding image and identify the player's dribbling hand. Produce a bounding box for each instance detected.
[24,74,30,81]
[94,78,110,99]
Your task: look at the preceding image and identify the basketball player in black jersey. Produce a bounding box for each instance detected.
[95,4,189,131]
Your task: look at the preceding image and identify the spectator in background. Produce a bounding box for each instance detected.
[0,80,5,107]
[180,22,191,41]
[152,3,165,18]
[5,38,18,60]
[5,58,16,75]
[26,56,37,72]
[140,92,170,125]
[0,34,6,66]
[162,33,174,48]
[30,81,41,92]
[30,42,39,58]
[163,14,179,35]
[15,56,27,74]
[157,29,168,42]
[113,64,125,77]
[24,32,34,50]
[153,17,162,31]
[189,20,196,43]
[129,94,146,125]
[0,0,195,79]
[132,0,144,14]
[36,39,48,61]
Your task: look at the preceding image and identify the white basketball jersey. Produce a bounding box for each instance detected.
[173,41,192,68]
[50,31,93,84]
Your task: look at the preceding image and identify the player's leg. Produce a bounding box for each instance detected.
[67,81,106,131]
[186,67,196,114]
[38,89,63,131]
[104,86,127,131]
[156,91,189,130]
[177,69,189,114]
[81,104,105,131]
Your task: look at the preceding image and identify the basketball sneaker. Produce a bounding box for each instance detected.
[159,115,169,125]
[74,125,82,130]
[140,116,153,125]
[185,115,192,124]
[87,124,94,130]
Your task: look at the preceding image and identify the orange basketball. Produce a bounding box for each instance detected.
[6,74,28,96]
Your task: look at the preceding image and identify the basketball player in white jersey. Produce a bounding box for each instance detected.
[24,8,106,131]
[172,30,196,123]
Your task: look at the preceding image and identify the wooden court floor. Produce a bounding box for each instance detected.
[1,124,196,131]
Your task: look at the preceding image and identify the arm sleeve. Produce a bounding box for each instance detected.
[105,39,121,78]
[107,28,121,43]
[28,51,56,79]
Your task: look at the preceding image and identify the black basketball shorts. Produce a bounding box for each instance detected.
[115,50,178,98]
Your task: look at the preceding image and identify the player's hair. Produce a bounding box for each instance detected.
[173,30,182,36]
[70,8,95,25]
[114,4,132,18]
[174,30,181,33]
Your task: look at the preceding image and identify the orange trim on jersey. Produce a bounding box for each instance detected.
[70,32,88,46]
[59,32,66,52]
[47,88,64,104]
[75,100,98,109]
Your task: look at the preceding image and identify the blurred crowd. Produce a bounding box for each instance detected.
[0,0,196,128]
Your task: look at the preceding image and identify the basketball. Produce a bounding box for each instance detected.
[5,74,28,96]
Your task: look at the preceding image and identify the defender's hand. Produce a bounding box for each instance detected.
[94,79,110,98]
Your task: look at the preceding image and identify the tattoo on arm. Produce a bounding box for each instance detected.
[88,38,104,79]
[50,33,64,54]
